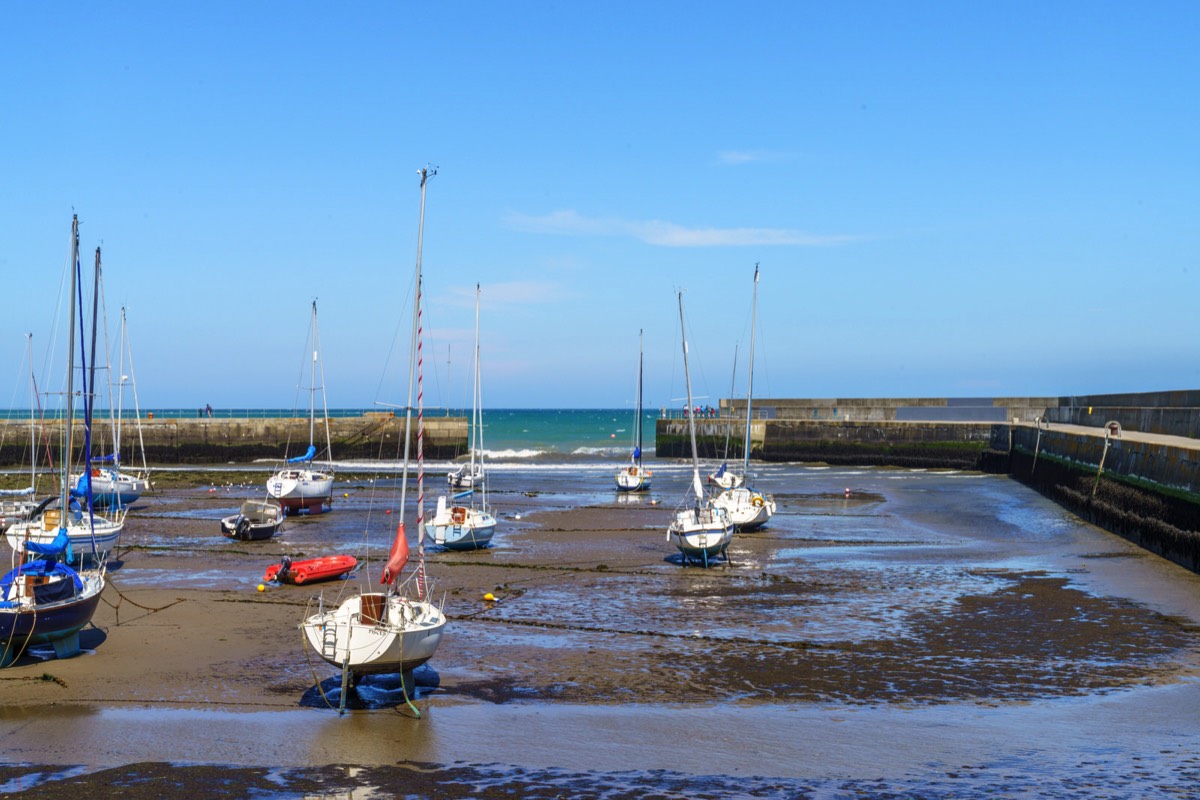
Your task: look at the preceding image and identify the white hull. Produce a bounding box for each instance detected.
[713,486,776,531]
[73,468,148,508]
[6,510,123,561]
[0,498,39,534]
[267,469,334,511]
[667,504,733,562]
[708,470,744,490]
[425,504,497,550]
[614,464,651,492]
[447,465,484,490]
[302,592,445,676]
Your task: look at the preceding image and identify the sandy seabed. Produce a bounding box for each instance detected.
[3,465,1200,798]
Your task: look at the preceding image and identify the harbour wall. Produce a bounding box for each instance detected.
[658,396,1055,467]
[0,412,469,465]
[659,392,1200,573]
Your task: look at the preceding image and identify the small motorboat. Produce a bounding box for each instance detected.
[220,500,283,541]
[263,554,357,585]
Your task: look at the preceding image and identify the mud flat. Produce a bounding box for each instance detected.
[3,464,1200,798]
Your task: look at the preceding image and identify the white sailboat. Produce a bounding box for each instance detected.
[666,290,733,567]
[74,306,150,510]
[300,167,446,706]
[615,329,652,492]
[2,215,106,667]
[427,284,497,550]
[267,301,335,514]
[713,264,777,531]
[7,243,124,560]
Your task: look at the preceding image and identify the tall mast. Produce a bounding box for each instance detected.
[678,290,703,502]
[308,300,318,449]
[635,328,643,464]
[61,216,80,513]
[115,308,126,466]
[25,334,35,493]
[414,165,434,600]
[469,284,480,480]
[743,264,759,473]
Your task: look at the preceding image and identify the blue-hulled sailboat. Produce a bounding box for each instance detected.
[1,215,107,667]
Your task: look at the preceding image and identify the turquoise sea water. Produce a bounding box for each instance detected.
[456,408,656,460]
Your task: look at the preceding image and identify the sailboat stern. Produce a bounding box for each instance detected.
[301,592,446,676]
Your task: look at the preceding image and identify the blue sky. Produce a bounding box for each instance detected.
[3,2,1198,410]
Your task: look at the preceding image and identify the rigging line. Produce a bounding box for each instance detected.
[99,578,185,621]
[370,263,418,412]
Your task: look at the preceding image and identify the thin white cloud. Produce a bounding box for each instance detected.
[505,210,856,247]
[717,149,794,165]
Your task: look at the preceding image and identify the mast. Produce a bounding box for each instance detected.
[61,217,80,515]
[414,166,434,600]
[742,264,759,474]
[81,247,101,516]
[635,329,643,467]
[308,300,318,450]
[677,290,703,503]
[24,334,36,494]
[470,284,481,487]
[120,307,149,476]
[115,308,125,468]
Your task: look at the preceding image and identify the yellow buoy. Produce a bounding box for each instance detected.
[257,584,266,592]
[343,493,349,498]
[483,593,496,602]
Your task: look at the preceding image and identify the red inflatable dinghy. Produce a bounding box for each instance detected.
[264,555,357,585]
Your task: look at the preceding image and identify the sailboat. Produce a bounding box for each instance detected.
[1,215,107,668]
[713,265,777,531]
[300,167,446,704]
[666,290,733,567]
[267,301,335,514]
[75,306,150,510]
[6,243,124,561]
[427,284,497,550]
[615,329,652,492]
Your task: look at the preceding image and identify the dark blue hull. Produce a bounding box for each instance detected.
[0,590,102,644]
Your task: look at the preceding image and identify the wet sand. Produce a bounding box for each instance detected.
[3,465,1200,797]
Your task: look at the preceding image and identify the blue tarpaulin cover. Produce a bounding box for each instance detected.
[22,528,74,565]
[0,558,83,607]
[287,445,317,464]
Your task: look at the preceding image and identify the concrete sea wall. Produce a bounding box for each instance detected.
[0,412,469,465]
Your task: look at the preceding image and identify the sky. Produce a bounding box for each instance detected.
[2,2,1198,410]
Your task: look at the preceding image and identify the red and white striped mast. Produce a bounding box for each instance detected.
[413,166,434,600]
